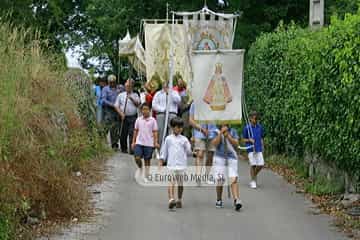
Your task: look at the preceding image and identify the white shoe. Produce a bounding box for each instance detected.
[250,180,257,189]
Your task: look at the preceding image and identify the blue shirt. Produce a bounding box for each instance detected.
[94,85,102,106]
[212,127,239,159]
[242,123,264,153]
[101,86,119,107]
[189,103,217,140]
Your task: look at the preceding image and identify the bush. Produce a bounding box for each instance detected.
[0,23,107,238]
[245,12,360,179]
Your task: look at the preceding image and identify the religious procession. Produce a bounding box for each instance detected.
[2,0,359,239]
[93,4,264,212]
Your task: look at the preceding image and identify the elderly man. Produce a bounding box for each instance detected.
[115,79,140,154]
[152,81,181,146]
[101,74,121,150]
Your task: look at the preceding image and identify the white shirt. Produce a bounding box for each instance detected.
[160,134,192,170]
[152,89,181,114]
[114,92,140,116]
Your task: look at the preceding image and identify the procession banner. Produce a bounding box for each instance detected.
[144,23,192,91]
[184,17,234,50]
[191,50,245,123]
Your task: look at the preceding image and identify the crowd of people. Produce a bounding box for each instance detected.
[93,74,265,212]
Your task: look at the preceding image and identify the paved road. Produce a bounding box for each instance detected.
[47,153,348,240]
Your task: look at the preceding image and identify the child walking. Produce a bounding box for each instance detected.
[242,111,265,189]
[211,124,243,211]
[159,117,192,210]
[131,103,160,182]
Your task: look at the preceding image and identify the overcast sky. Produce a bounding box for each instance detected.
[65,47,82,69]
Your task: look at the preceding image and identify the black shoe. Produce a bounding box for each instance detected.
[216,200,224,208]
[234,199,242,211]
[168,199,176,211]
[112,143,119,151]
[176,200,182,208]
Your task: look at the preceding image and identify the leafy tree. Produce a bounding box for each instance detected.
[0,0,78,53]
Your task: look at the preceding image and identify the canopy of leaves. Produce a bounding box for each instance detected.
[0,0,79,53]
[1,0,359,74]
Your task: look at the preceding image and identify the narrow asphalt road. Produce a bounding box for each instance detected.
[47,153,348,240]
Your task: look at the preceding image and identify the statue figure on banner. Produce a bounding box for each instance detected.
[203,42,211,50]
[203,63,232,111]
[197,35,217,50]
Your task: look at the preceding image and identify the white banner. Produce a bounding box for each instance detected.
[191,50,245,123]
[185,18,234,50]
[144,24,192,91]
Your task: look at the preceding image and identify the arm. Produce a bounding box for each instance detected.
[171,90,181,105]
[211,126,230,147]
[211,131,222,147]
[241,126,254,144]
[242,137,255,144]
[131,129,139,150]
[189,116,208,136]
[101,88,114,107]
[225,132,239,147]
[153,130,160,149]
[153,119,160,149]
[114,95,125,120]
[152,92,163,112]
[184,139,192,156]
[188,103,208,136]
[131,119,139,149]
[159,138,168,166]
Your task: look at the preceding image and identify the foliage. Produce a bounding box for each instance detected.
[66,0,314,74]
[64,69,97,132]
[2,0,358,74]
[245,12,360,178]
[304,176,344,195]
[0,0,79,54]
[0,22,107,239]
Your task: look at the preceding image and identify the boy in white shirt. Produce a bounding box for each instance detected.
[159,117,192,210]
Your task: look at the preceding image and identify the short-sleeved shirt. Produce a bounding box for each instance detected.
[115,92,140,116]
[242,123,264,153]
[134,116,158,147]
[189,103,217,139]
[212,127,239,160]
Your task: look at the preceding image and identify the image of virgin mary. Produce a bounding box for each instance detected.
[203,63,232,111]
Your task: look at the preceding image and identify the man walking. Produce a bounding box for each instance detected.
[152,81,181,146]
[101,74,121,150]
[115,79,140,154]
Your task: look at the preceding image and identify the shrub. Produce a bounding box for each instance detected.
[245,12,360,179]
[0,23,107,238]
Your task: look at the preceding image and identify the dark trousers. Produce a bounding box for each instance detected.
[104,107,121,147]
[120,115,137,153]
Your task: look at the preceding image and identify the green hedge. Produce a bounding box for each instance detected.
[245,12,360,177]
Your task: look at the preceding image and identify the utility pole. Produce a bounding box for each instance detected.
[309,0,324,29]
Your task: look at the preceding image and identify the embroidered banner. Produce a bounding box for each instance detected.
[191,50,245,123]
[184,17,234,50]
[144,24,192,91]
